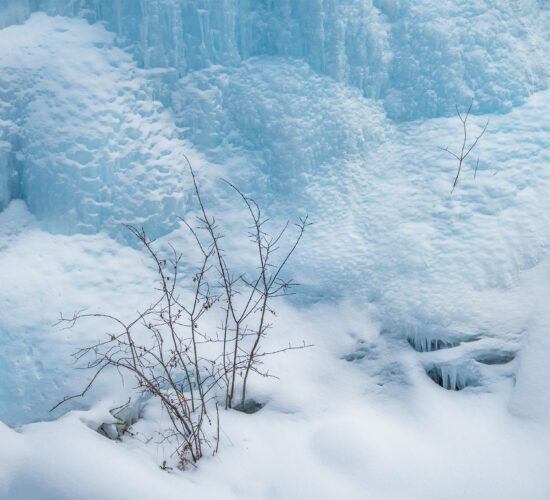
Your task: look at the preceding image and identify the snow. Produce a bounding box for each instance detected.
[1,311,550,499]
[508,257,550,422]
[1,1,550,498]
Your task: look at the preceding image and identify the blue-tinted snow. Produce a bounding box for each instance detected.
[0,0,549,430]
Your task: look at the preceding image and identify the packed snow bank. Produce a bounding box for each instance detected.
[509,257,550,422]
[1,320,549,500]
[511,322,550,423]
[0,200,159,425]
[1,194,549,498]
[0,415,190,500]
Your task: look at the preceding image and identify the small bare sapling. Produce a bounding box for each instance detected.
[52,161,311,468]
[439,99,489,192]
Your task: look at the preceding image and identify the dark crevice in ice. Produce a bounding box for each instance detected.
[474,351,516,365]
[236,399,265,414]
[425,363,480,391]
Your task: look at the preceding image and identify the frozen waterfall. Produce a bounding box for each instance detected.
[1,0,550,425]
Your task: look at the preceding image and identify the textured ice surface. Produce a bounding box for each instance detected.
[1,2,549,234]
[12,0,550,119]
[1,2,550,426]
[0,0,34,29]
[0,14,197,238]
[172,57,389,191]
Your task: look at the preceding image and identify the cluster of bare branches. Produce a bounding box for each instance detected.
[439,99,489,192]
[52,161,310,468]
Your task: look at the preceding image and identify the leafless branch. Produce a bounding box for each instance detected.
[53,155,310,468]
[440,99,489,192]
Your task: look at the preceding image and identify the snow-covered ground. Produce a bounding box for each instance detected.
[1,1,550,498]
[1,289,550,499]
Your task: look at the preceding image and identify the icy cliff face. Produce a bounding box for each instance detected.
[0,14,194,237]
[27,0,550,118]
[1,0,548,234]
[4,1,549,113]
[0,0,34,29]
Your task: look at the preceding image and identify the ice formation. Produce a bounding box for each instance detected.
[1,0,550,426]
[0,14,194,237]
[1,1,549,237]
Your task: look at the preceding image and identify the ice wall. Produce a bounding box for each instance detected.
[0,1,548,236]
[171,57,389,191]
[0,0,35,29]
[0,147,9,210]
[32,0,550,119]
[0,14,192,237]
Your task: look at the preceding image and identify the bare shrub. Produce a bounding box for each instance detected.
[52,160,310,468]
[439,99,489,192]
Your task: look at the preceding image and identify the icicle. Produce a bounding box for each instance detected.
[450,366,457,391]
